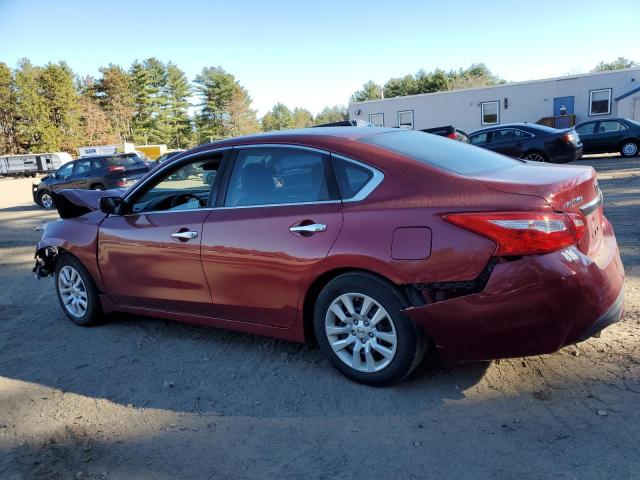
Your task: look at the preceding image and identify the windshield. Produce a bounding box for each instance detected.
[360,130,522,175]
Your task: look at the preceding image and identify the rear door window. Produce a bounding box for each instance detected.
[576,122,596,135]
[598,120,627,133]
[333,158,374,199]
[361,130,521,175]
[224,148,338,207]
[469,132,490,145]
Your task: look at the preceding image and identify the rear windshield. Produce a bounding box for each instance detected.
[107,155,142,168]
[360,130,521,175]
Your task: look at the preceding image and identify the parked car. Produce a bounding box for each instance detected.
[468,123,582,163]
[574,118,640,157]
[421,125,470,143]
[33,127,624,385]
[154,150,185,165]
[33,153,150,209]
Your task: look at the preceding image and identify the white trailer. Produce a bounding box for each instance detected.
[78,143,136,157]
[0,152,72,177]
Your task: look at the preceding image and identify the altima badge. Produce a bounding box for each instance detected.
[564,196,583,209]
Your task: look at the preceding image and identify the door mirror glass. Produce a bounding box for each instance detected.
[100,196,126,215]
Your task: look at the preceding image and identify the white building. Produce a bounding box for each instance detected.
[349,68,640,133]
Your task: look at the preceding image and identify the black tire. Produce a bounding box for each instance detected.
[91,183,105,190]
[620,140,639,158]
[313,272,427,386]
[54,254,103,327]
[523,151,548,162]
[37,190,55,209]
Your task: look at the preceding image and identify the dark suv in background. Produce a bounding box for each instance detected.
[33,153,150,209]
[574,118,640,157]
[469,123,582,163]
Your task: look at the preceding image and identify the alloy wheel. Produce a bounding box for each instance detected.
[58,265,89,318]
[524,153,545,162]
[324,293,398,373]
[622,142,638,157]
[41,193,53,209]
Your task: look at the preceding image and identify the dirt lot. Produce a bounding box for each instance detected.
[1,157,639,480]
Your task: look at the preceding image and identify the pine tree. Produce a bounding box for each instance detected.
[261,103,295,131]
[194,66,258,143]
[164,63,193,148]
[38,62,82,151]
[95,64,134,142]
[292,108,314,128]
[314,105,348,125]
[13,59,56,152]
[0,62,18,153]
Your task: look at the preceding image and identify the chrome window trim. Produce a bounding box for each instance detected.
[116,143,384,216]
[331,153,384,203]
[119,200,343,217]
[122,146,232,203]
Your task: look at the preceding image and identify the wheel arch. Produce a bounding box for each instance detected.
[301,267,423,343]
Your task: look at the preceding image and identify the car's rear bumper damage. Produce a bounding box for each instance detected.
[404,219,625,364]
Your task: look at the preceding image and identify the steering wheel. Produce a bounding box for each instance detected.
[170,193,206,209]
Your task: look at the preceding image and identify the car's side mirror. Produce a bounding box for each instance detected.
[100,196,126,215]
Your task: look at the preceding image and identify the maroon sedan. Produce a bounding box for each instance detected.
[34,127,625,385]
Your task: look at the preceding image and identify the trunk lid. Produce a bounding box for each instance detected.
[471,162,603,256]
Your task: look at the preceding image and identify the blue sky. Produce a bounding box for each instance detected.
[1,0,639,116]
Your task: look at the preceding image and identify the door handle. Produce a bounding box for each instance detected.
[171,231,199,240]
[289,223,327,234]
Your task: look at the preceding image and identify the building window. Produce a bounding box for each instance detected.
[369,113,384,126]
[397,110,414,129]
[481,101,499,125]
[589,89,612,116]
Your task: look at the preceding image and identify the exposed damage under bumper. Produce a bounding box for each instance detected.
[33,245,59,279]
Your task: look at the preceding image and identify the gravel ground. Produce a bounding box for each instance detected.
[1,156,639,480]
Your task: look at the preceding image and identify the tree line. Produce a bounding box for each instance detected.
[1,57,636,155]
[350,58,639,103]
[0,58,348,155]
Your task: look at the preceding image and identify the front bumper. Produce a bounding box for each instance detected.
[404,218,625,364]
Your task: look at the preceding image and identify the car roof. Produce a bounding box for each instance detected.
[188,126,398,152]
[470,123,560,135]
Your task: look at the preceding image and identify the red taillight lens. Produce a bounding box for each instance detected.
[442,211,586,256]
[446,132,457,139]
[108,165,125,172]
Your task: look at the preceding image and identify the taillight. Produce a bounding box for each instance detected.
[442,211,586,256]
[446,132,457,140]
[115,178,127,187]
[562,131,576,145]
[108,165,125,172]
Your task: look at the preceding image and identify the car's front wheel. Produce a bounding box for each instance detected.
[38,190,54,209]
[54,254,103,326]
[313,272,427,386]
[620,141,639,158]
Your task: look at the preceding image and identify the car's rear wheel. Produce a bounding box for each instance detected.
[38,190,54,209]
[620,141,639,158]
[313,272,427,385]
[523,151,547,162]
[54,254,103,326]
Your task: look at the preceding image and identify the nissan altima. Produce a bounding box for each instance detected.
[34,127,625,385]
